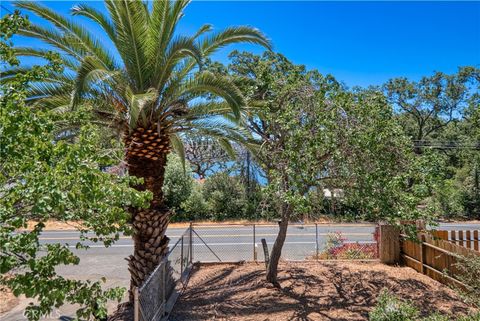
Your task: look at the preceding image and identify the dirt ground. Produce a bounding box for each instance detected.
[171,261,477,321]
[20,219,480,231]
[22,218,345,231]
[0,285,18,315]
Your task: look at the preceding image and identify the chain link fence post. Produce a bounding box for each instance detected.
[253,224,257,262]
[162,262,166,313]
[189,222,193,264]
[180,235,184,277]
[315,223,319,260]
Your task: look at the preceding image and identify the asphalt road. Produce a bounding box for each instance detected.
[3,222,480,321]
[36,222,480,276]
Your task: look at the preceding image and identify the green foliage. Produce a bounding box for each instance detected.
[452,255,480,308]
[8,0,271,166]
[369,290,419,321]
[179,182,210,221]
[203,173,248,220]
[163,153,193,211]
[0,10,29,66]
[386,67,480,220]
[218,51,441,228]
[369,290,480,321]
[0,12,150,320]
[420,314,451,321]
[384,67,479,142]
[175,172,261,221]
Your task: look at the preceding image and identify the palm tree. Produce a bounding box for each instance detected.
[11,0,270,299]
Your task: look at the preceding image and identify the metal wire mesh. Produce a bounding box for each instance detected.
[137,227,192,321]
[192,223,378,262]
[135,223,378,321]
[192,224,254,262]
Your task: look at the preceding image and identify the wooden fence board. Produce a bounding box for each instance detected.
[475,231,479,251]
[399,230,479,290]
[433,229,479,252]
[466,231,471,249]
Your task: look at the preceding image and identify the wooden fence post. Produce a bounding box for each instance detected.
[419,233,426,274]
[379,224,400,264]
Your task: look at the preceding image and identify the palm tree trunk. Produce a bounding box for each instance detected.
[124,125,171,301]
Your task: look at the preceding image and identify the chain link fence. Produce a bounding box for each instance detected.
[134,222,378,321]
[135,226,192,321]
[192,223,379,262]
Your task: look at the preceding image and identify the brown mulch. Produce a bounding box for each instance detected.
[170,261,477,321]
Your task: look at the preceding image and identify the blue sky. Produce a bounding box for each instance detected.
[3,1,480,87]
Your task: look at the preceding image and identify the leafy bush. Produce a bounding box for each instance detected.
[163,154,193,211]
[421,314,451,321]
[453,254,480,308]
[369,290,480,321]
[319,232,377,259]
[179,181,209,221]
[202,173,247,220]
[369,289,419,321]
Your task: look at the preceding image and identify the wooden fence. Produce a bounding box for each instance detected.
[400,230,480,289]
[431,230,479,251]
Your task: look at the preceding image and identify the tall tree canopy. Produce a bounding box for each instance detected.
[0,12,151,320]
[384,67,479,151]
[212,51,440,284]
[6,0,271,300]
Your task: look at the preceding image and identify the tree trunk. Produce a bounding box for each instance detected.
[124,125,171,302]
[266,201,291,287]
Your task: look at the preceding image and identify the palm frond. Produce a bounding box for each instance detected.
[104,0,149,90]
[15,1,116,69]
[72,56,118,107]
[125,88,158,130]
[201,26,272,56]
[71,3,116,42]
[180,71,245,119]
[169,133,186,172]
[153,36,203,92]
[13,47,79,69]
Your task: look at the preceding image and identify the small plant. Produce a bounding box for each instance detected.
[421,314,451,321]
[370,290,480,321]
[319,232,378,259]
[369,289,419,321]
[452,254,480,308]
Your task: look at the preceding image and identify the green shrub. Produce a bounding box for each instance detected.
[370,290,480,321]
[202,173,247,220]
[453,254,480,308]
[421,312,480,321]
[369,289,419,321]
[163,154,193,211]
[456,312,480,321]
[179,182,209,221]
[421,314,450,321]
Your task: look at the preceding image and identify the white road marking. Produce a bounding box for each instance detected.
[40,232,373,240]
[67,240,376,248]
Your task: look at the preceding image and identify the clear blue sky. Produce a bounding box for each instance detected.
[3,1,480,87]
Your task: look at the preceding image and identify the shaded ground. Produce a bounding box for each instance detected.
[0,285,18,315]
[171,261,477,321]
